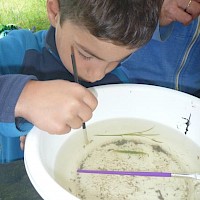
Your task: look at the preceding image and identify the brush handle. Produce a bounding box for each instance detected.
[71,53,79,84]
[82,123,89,144]
[77,169,172,177]
[71,49,89,144]
[172,173,200,180]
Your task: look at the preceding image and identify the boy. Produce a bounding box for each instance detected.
[0,0,162,162]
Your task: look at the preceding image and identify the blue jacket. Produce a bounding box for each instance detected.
[0,19,199,162]
[117,18,200,97]
[0,27,120,162]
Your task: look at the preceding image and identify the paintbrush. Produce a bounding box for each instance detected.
[71,46,89,144]
[77,169,200,180]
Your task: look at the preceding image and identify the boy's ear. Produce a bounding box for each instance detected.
[47,0,60,27]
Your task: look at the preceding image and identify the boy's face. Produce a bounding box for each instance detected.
[48,0,136,82]
[55,21,136,82]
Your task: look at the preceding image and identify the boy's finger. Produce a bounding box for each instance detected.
[83,90,98,111]
[20,136,26,150]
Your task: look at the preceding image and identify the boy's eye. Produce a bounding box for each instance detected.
[78,51,93,61]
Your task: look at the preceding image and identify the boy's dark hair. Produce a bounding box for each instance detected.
[58,0,163,49]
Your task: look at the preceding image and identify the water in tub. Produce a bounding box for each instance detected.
[54,118,200,200]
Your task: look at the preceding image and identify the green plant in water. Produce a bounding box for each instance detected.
[112,149,148,155]
[95,127,162,143]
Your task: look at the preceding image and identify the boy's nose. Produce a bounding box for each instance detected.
[87,69,106,82]
[86,62,119,82]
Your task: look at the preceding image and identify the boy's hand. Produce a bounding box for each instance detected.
[15,80,98,134]
[160,0,200,26]
[20,136,26,150]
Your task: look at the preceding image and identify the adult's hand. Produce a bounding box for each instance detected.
[160,0,200,26]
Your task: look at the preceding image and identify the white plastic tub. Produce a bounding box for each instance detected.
[24,84,200,200]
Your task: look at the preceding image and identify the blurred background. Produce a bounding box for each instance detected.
[0,0,50,31]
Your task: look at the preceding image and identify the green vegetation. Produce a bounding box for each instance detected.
[0,0,49,31]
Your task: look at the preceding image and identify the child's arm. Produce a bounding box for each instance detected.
[0,30,39,137]
[0,29,97,137]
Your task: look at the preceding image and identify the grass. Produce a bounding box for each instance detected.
[0,0,50,31]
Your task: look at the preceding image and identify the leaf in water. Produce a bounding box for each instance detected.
[150,138,162,143]
[112,149,148,155]
[123,133,159,136]
[94,127,162,143]
[95,134,124,136]
[123,127,154,135]
[95,127,154,137]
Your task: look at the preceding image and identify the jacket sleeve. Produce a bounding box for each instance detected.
[0,30,37,137]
